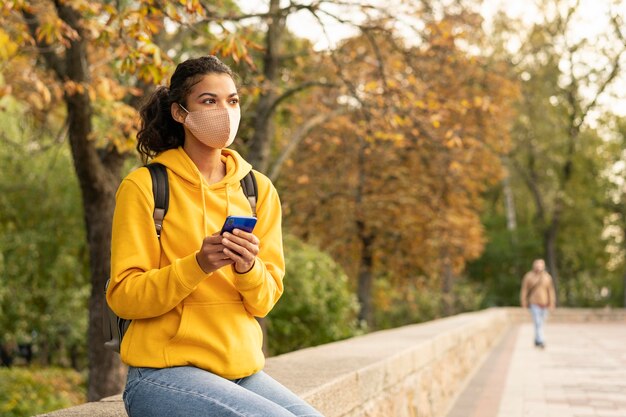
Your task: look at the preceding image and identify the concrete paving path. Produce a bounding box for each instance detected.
[446,322,626,417]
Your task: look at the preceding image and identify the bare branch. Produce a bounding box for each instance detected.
[305,7,372,122]
[265,81,338,118]
[509,155,547,225]
[361,28,388,90]
[199,1,322,23]
[576,58,621,130]
[269,107,349,181]
[564,11,626,132]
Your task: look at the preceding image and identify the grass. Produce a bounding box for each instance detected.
[0,367,86,417]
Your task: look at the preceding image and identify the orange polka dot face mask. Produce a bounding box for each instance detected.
[179,104,240,149]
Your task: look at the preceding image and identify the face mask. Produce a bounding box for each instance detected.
[178,104,240,149]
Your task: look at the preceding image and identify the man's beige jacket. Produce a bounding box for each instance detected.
[520,270,556,308]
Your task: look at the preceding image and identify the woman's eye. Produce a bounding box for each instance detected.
[229,98,239,105]
[203,98,216,104]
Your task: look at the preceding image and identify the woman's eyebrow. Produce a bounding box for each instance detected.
[196,92,239,99]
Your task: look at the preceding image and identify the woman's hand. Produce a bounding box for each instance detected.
[196,233,235,274]
[221,229,260,273]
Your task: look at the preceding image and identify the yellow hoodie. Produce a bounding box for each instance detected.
[107,147,284,379]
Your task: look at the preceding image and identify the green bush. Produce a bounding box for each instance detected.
[0,367,86,417]
[0,97,89,368]
[372,276,485,330]
[561,271,622,308]
[266,235,362,355]
[372,277,439,329]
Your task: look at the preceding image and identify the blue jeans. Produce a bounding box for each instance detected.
[529,304,548,345]
[123,366,324,417]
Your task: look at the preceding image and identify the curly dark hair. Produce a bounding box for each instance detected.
[136,56,236,162]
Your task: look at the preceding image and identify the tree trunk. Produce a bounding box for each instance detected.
[356,226,374,325]
[502,170,522,277]
[39,340,49,366]
[502,164,518,233]
[441,258,454,316]
[622,219,626,308]
[623,270,626,308]
[65,89,126,400]
[84,189,126,400]
[66,90,125,401]
[247,0,284,171]
[57,2,127,400]
[352,124,376,326]
[544,221,559,306]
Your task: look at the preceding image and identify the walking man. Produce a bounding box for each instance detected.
[520,259,556,348]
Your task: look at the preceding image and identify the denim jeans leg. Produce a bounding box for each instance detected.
[123,366,305,417]
[235,371,324,417]
[530,304,547,345]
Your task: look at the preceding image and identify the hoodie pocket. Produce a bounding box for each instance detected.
[168,304,192,346]
[163,301,263,373]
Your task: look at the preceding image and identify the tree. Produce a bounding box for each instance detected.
[493,0,626,299]
[602,116,626,308]
[469,124,617,307]
[278,10,518,324]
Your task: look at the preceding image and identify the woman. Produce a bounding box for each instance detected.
[107,56,323,417]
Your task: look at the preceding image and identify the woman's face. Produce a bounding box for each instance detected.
[184,73,239,112]
[171,73,239,122]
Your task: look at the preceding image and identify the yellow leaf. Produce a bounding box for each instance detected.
[0,30,18,59]
[364,81,379,92]
[445,136,463,148]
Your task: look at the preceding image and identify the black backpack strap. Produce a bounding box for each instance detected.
[240,171,258,217]
[103,163,169,353]
[146,163,169,238]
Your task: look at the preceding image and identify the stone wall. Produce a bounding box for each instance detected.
[35,308,626,417]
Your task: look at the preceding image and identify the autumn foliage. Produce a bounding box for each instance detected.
[278,13,518,319]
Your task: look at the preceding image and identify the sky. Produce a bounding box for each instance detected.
[238,0,622,49]
[236,0,626,118]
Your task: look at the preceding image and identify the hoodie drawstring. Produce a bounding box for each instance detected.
[199,173,233,237]
[200,177,208,236]
[225,184,231,218]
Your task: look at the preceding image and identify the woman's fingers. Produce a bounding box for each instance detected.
[197,230,258,274]
[196,235,235,273]
[221,231,259,256]
[221,230,258,273]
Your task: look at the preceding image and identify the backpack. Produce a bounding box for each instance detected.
[103,163,258,352]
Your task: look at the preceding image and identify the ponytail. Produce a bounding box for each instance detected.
[136,86,184,163]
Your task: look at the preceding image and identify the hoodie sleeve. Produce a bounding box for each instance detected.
[107,172,210,319]
[233,172,285,317]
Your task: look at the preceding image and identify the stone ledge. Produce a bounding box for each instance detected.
[498,306,626,324]
[35,307,626,417]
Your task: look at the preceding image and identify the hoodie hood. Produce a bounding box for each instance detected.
[151,147,253,190]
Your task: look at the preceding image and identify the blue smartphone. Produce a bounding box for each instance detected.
[220,216,257,235]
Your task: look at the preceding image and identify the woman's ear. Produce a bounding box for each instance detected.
[171,103,186,124]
